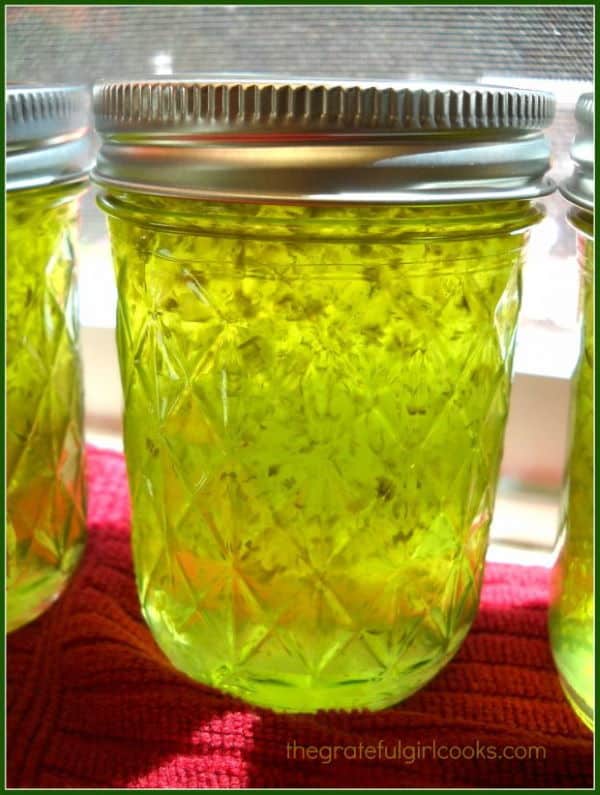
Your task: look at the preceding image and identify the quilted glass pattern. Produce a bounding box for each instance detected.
[549,228,594,730]
[7,185,87,632]
[103,194,538,711]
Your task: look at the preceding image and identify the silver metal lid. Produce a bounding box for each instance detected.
[7,85,94,191]
[93,76,556,204]
[560,93,593,212]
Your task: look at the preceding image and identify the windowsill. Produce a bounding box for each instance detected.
[513,322,579,380]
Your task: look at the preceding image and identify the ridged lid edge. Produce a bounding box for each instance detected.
[7,85,90,144]
[94,78,556,134]
[575,92,593,128]
[6,85,93,191]
[560,91,594,211]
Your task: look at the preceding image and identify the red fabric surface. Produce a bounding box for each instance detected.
[7,447,593,789]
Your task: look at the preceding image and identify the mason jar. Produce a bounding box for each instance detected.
[7,86,93,632]
[93,78,554,712]
[549,93,594,731]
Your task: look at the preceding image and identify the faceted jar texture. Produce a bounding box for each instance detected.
[549,221,594,730]
[7,184,87,632]
[100,192,539,712]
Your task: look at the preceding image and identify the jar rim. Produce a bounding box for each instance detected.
[6,85,94,191]
[92,77,555,204]
[559,92,594,213]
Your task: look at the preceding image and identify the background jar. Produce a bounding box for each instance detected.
[549,92,594,731]
[94,78,555,712]
[6,86,93,632]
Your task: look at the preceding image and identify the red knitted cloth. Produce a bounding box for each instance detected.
[7,447,593,789]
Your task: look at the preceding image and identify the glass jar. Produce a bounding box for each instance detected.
[6,86,93,632]
[94,78,555,712]
[549,93,594,731]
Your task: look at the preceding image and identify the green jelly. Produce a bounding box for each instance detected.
[7,184,87,631]
[549,214,594,731]
[100,191,541,711]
